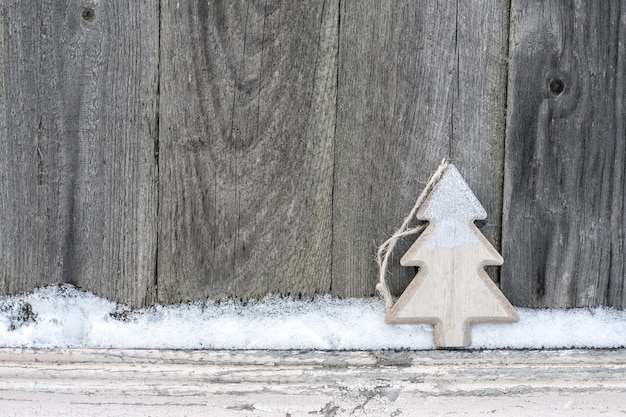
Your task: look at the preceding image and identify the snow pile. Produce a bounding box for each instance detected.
[0,285,625,350]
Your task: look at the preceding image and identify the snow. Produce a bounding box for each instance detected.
[420,164,486,249]
[0,284,625,350]
[422,165,487,221]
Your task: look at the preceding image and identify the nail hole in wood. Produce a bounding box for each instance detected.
[549,78,565,95]
[82,7,95,22]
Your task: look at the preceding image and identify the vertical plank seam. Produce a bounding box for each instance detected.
[60,0,79,289]
[0,7,6,294]
[610,0,626,307]
[154,0,162,302]
[329,0,341,294]
[498,0,513,282]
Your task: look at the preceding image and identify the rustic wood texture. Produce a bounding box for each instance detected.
[0,348,625,416]
[452,0,510,261]
[0,1,159,306]
[502,1,626,308]
[0,0,510,306]
[386,165,518,347]
[332,0,509,298]
[157,0,337,303]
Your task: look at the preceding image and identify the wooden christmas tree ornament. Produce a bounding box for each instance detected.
[385,164,519,348]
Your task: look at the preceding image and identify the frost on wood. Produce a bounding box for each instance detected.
[386,164,519,348]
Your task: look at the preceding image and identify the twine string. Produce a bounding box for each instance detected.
[375,158,451,310]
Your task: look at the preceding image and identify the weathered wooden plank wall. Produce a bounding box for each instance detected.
[157,0,337,303]
[502,0,626,308]
[332,0,509,298]
[1,0,624,308]
[0,1,159,307]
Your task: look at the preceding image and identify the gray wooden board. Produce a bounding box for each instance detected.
[452,0,510,264]
[0,1,159,306]
[332,0,454,298]
[157,0,337,303]
[332,0,509,298]
[0,348,624,416]
[502,1,626,308]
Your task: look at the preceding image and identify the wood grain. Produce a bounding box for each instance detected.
[0,348,624,416]
[332,0,509,298]
[0,1,159,306]
[502,1,626,308]
[157,0,337,303]
[452,0,510,263]
[332,0,455,298]
[386,166,518,348]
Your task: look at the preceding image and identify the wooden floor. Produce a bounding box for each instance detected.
[0,348,624,416]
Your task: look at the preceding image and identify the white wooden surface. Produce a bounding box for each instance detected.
[0,348,624,416]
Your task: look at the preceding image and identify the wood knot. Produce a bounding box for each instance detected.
[82,7,95,22]
[549,78,565,95]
